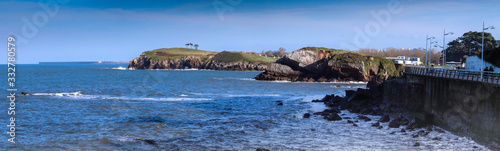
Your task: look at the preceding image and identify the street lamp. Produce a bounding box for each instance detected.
[429,40,438,66]
[426,35,435,67]
[481,22,495,79]
[470,41,480,56]
[443,30,454,67]
[434,44,443,66]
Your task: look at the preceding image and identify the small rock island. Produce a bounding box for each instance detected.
[128,48,277,71]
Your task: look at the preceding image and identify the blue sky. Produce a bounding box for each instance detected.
[1,0,499,64]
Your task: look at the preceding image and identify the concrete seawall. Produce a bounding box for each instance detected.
[384,74,500,150]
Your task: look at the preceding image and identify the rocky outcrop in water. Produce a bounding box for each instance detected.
[254,47,397,82]
[128,53,267,71]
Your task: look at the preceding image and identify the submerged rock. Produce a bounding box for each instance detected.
[303,113,310,118]
[413,142,421,147]
[256,148,270,151]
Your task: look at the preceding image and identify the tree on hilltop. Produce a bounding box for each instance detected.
[194,44,199,50]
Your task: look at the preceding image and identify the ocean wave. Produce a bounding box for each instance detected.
[28,92,210,101]
[30,91,83,96]
[112,66,128,70]
[213,78,256,81]
[226,94,280,97]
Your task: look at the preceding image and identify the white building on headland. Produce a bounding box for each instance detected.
[386,56,422,65]
[465,56,499,73]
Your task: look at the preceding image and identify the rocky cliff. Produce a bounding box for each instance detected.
[255,47,397,82]
[128,48,273,71]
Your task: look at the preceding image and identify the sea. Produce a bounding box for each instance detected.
[0,64,489,150]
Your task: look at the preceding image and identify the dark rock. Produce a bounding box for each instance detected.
[435,128,445,133]
[327,113,342,121]
[277,102,283,106]
[345,90,356,98]
[256,148,270,151]
[343,117,352,119]
[254,48,389,82]
[365,118,372,122]
[354,120,359,123]
[311,129,316,131]
[379,115,390,123]
[357,115,368,119]
[323,108,340,114]
[412,134,419,138]
[401,129,406,132]
[473,146,478,148]
[352,123,358,127]
[311,99,323,102]
[321,112,331,117]
[349,107,361,113]
[388,118,402,128]
[432,137,441,141]
[426,125,433,131]
[313,112,322,115]
[401,118,409,125]
[347,120,354,124]
[413,142,421,147]
[129,54,268,71]
[390,131,396,134]
[378,126,383,129]
[361,108,375,115]
[303,113,310,118]
[21,92,30,95]
[331,108,341,113]
[371,122,380,127]
[135,138,157,145]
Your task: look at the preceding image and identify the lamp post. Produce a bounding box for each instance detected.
[482,22,495,79]
[429,40,438,66]
[443,29,453,67]
[426,35,435,67]
[434,44,443,66]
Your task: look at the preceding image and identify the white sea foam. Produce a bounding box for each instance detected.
[29,92,210,101]
[226,94,280,97]
[112,66,128,70]
[30,91,83,96]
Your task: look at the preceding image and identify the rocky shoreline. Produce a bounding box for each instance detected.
[254,47,399,82]
[303,76,481,148]
[128,54,268,71]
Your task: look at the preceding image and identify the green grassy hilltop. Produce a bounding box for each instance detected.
[142,48,277,65]
[143,48,218,60]
[210,51,278,65]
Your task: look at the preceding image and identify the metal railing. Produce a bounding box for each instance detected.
[405,66,500,84]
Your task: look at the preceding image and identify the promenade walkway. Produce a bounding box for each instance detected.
[405,66,500,85]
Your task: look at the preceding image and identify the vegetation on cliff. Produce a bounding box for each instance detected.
[143,48,217,60]
[255,47,398,82]
[129,48,277,71]
[210,51,277,65]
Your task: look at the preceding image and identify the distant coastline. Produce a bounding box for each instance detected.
[39,61,128,64]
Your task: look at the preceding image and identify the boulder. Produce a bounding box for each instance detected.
[327,113,342,121]
[256,148,270,151]
[378,115,391,123]
[389,118,402,128]
[303,113,310,118]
